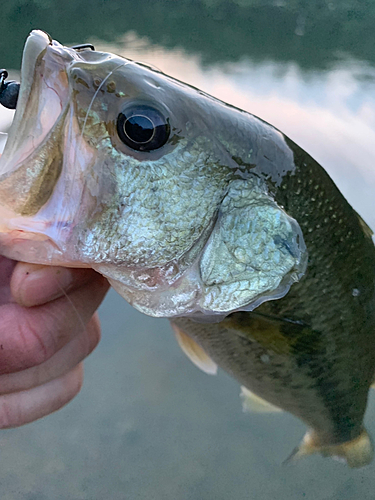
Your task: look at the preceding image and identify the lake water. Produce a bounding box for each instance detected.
[1,2,375,498]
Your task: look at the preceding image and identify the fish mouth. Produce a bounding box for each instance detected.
[0,30,73,177]
[0,31,89,266]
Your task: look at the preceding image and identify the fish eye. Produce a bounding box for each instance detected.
[116,104,170,152]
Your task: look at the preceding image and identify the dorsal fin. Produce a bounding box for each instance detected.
[357,213,374,240]
[240,386,282,413]
[171,323,217,375]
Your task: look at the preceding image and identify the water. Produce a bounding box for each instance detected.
[1,1,375,498]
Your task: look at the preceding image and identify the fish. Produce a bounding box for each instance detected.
[0,30,375,467]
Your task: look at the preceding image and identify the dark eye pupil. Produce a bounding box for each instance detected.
[117,104,170,152]
[124,115,154,144]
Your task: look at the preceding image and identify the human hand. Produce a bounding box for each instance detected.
[0,256,109,427]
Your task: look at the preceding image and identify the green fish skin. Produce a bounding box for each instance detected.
[0,30,375,467]
[172,141,375,466]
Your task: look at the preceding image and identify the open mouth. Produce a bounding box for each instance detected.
[0,31,90,266]
[0,31,73,179]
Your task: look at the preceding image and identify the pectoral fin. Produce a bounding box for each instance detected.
[171,323,218,375]
[285,429,374,468]
[240,386,283,413]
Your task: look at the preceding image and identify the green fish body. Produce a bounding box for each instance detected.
[0,30,374,467]
[172,138,375,466]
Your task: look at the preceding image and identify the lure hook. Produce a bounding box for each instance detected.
[0,69,9,92]
[71,43,95,52]
[0,40,96,110]
[0,69,20,110]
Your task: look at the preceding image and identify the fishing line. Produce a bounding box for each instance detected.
[79,61,129,139]
[52,272,88,335]
[71,60,130,205]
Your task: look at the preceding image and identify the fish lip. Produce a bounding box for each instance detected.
[0,228,91,267]
[1,31,52,163]
[15,30,52,122]
[0,30,75,175]
[0,30,80,241]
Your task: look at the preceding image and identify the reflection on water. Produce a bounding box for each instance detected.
[2,1,375,70]
[1,29,375,500]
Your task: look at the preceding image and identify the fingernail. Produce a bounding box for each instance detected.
[12,264,77,307]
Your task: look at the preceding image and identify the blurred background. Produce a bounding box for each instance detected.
[0,0,375,498]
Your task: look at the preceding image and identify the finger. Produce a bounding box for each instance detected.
[11,263,97,307]
[0,257,16,306]
[0,256,16,286]
[0,274,109,374]
[0,363,84,429]
[0,314,100,395]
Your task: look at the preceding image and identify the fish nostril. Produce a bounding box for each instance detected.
[0,69,20,110]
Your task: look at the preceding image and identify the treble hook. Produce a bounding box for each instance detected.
[0,69,20,110]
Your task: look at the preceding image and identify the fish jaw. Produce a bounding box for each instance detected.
[0,31,72,198]
[0,31,98,266]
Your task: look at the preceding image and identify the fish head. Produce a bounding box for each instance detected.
[0,30,307,318]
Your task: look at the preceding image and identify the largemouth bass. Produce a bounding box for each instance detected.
[0,30,374,467]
